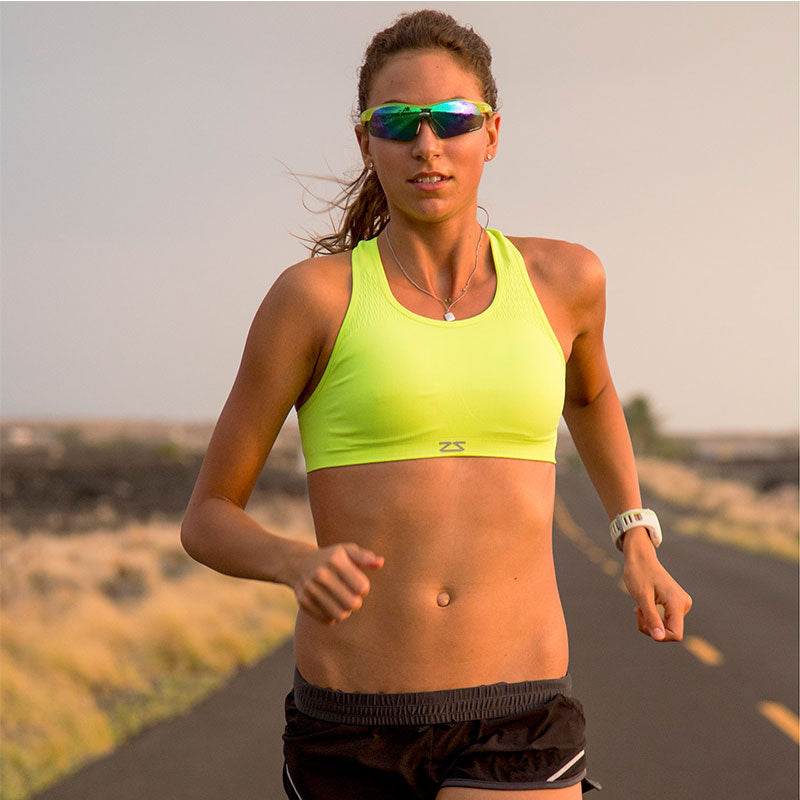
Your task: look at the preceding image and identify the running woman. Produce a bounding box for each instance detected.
[181,10,692,798]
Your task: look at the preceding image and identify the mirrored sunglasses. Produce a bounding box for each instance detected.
[360,99,493,142]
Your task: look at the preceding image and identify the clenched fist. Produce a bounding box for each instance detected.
[291,543,384,625]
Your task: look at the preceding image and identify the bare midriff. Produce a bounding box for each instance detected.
[293,456,569,693]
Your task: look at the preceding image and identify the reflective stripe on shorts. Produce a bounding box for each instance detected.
[283,763,303,800]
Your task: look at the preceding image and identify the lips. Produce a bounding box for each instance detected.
[409,172,449,186]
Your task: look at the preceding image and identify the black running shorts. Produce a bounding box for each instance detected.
[282,668,601,798]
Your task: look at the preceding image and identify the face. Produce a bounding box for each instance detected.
[356,49,500,225]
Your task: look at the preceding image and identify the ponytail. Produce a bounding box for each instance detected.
[308,167,389,256]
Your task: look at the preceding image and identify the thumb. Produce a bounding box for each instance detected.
[636,599,665,641]
[344,543,385,569]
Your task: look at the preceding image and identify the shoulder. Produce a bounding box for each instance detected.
[506,234,606,341]
[234,251,353,372]
[255,250,352,330]
[264,250,352,309]
[506,234,605,304]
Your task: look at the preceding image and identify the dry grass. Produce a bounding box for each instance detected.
[0,496,314,800]
[636,457,799,561]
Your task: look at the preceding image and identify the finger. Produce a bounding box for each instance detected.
[302,576,355,623]
[634,606,652,637]
[635,595,666,641]
[343,543,385,570]
[334,545,384,596]
[662,608,684,641]
[327,547,374,597]
[662,592,692,641]
[314,565,365,613]
[298,585,342,625]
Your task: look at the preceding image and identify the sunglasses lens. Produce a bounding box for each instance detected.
[367,101,488,141]
[431,100,486,139]
[368,107,421,141]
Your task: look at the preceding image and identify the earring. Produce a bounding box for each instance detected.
[365,161,373,171]
[485,153,493,162]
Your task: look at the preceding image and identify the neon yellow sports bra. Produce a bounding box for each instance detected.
[296,229,566,472]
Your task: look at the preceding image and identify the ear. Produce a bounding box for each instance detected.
[355,124,373,169]
[484,113,501,161]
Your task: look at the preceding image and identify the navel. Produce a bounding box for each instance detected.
[436,590,452,608]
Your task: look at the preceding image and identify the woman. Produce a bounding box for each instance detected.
[181,10,692,799]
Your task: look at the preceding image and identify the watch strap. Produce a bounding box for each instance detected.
[609,508,663,551]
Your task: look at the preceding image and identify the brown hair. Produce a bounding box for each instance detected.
[308,9,498,256]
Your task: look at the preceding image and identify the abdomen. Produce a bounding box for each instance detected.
[294,457,569,692]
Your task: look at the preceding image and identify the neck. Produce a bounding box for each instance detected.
[381,211,488,300]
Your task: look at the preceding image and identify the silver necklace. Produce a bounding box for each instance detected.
[384,222,485,322]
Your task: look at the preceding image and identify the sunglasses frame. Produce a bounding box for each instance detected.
[359,99,494,141]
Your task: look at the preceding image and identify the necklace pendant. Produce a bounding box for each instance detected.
[443,311,456,321]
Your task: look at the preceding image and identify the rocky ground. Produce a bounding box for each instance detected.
[0,420,307,534]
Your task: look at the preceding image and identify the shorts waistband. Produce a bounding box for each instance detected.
[293,668,572,726]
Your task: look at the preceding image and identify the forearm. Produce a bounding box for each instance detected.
[180,498,315,586]
[563,381,644,521]
[563,384,664,555]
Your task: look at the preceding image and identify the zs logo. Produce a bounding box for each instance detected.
[439,441,467,452]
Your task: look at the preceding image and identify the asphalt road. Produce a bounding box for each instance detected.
[33,465,799,800]
[554,465,799,799]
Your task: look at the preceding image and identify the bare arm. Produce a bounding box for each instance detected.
[561,248,692,641]
[561,252,643,519]
[180,259,383,624]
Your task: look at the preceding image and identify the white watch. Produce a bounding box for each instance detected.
[609,508,662,552]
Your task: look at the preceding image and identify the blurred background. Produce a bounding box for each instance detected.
[1,3,797,799]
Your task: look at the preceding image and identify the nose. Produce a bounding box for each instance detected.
[411,117,443,160]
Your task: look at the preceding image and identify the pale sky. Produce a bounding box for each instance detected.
[2,1,798,433]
